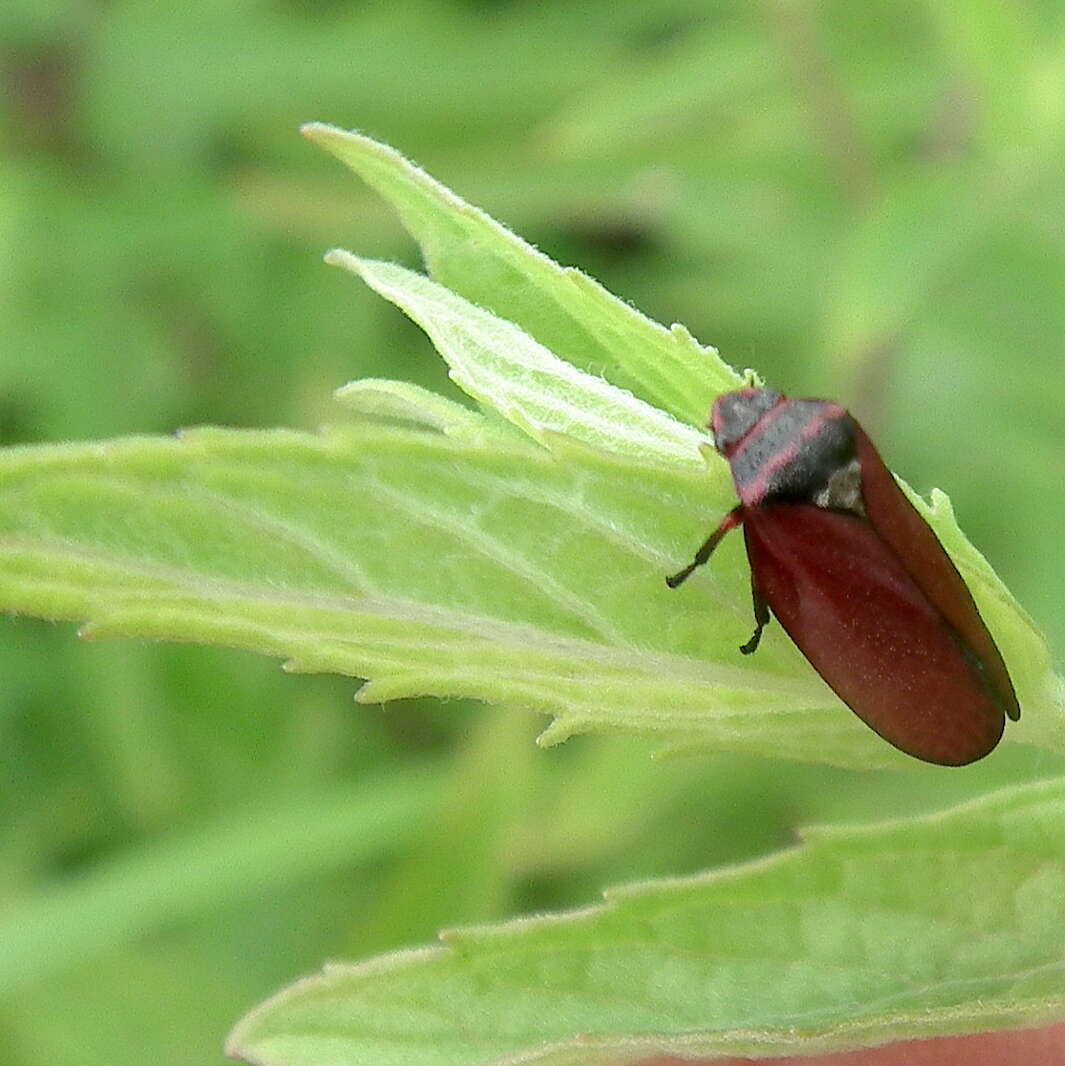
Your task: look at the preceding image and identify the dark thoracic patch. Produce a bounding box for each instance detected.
[764,407,858,506]
[729,401,860,508]
[713,388,781,450]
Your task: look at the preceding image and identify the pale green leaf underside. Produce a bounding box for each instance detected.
[0,423,853,764]
[0,412,1057,768]
[303,122,739,427]
[326,252,705,468]
[229,778,1065,1066]
[334,378,499,440]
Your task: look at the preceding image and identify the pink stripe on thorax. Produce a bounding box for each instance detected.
[734,404,845,504]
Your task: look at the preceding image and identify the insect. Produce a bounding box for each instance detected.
[667,387,1019,766]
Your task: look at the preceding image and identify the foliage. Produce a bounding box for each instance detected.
[4,124,1065,1065]
[231,780,1065,1066]
[3,4,1065,1066]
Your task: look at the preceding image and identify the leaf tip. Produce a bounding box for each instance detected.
[300,121,366,151]
[299,120,333,140]
[323,247,359,271]
[355,679,402,704]
[221,1029,252,1065]
[537,715,587,747]
[668,321,702,351]
[225,1005,277,1066]
[928,487,956,519]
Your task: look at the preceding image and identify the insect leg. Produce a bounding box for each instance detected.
[666,505,744,589]
[739,575,770,655]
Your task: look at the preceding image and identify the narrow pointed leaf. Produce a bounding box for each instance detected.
[326,253,704,467]
[303,122,738,426]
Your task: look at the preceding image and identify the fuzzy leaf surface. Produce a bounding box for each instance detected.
[229,778,1065,1066]
[326,253,705,467]
[0,413,1057,767]
[0,423,830,762]
[303,122,739,426]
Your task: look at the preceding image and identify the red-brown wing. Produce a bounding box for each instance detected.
[743,504,1005,765]
[852,424,1019,723]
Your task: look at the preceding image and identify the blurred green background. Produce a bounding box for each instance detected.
[2,2,1064,1064]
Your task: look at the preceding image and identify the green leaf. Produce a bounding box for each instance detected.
[227,778,1065,1066]
[0,412,1058,768]
[0,128,1059,768]
[910,487,1061,746]
[326,253,705,468]
[0,424,829,763]
[303,122,739,427]
[334,378,495,439]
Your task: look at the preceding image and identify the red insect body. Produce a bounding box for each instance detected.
[668,388,1019,766]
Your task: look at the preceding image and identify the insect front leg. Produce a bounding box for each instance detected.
[666,505,745,589]
[739,573,770,655]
